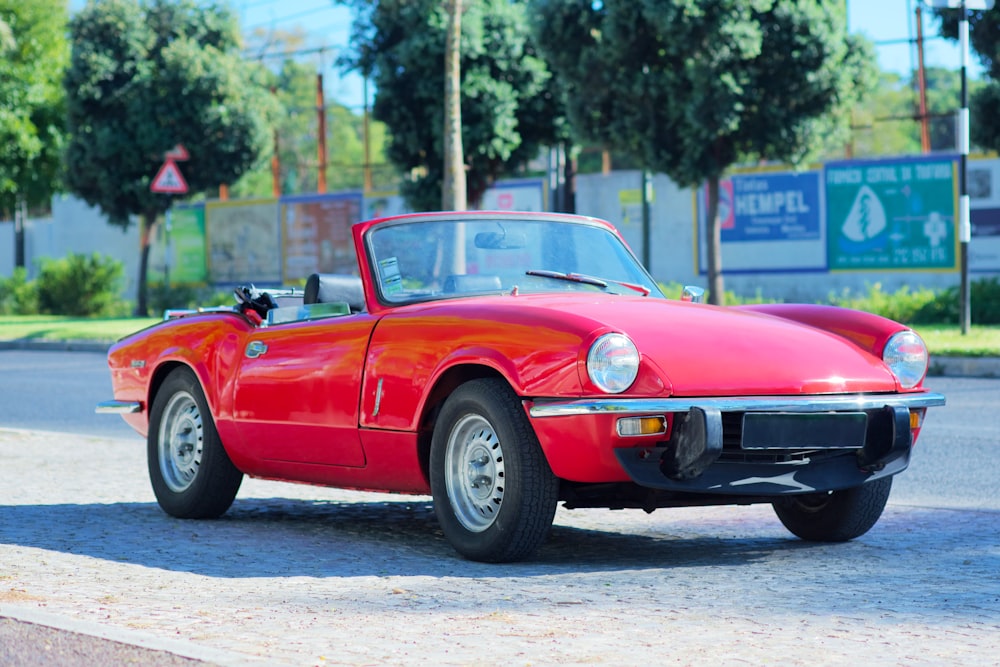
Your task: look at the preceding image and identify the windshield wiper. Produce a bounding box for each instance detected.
[525,270,650,296]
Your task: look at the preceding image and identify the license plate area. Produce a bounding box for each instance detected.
[741,412,868,450]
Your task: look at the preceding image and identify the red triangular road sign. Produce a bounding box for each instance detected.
[150,159,188,194]
[164,144,189,161]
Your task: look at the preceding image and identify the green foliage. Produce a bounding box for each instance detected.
[531,0,877,184]
[339,0,566,210]
[229,58,396,198]
[0,0,68,213]
[935,6,1000,81]
[0,267,39,315]
[64,0,279,225]
[825,283,940,324]
[147,283,235,313]
[970,83,1000,153]
[35,253,124,317]
[823,280,1000,326]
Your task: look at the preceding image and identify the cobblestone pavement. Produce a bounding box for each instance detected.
[1,427,998,666]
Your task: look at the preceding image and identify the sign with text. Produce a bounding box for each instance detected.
[716,171,821,242]
[826,158,958,271]
[696,169,826,273]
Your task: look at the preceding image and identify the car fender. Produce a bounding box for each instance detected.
[734,303,911,359]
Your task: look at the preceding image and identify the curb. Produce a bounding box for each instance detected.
[0,339,111,353]
[928,355,1000,378]
[0,605,276,667]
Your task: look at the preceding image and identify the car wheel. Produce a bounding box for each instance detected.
[430,378,559,562]
[772,476,892,542]
[148,367,243,519]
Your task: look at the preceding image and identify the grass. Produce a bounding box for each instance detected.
[1,315,999,358]
[910,324,1000,358]
[0,315,161,343]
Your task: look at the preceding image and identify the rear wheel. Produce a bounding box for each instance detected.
[772,477,892,542]
[430,378,559,562]
[148,367,243,519]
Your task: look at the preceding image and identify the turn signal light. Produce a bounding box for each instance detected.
[617,416,667,437]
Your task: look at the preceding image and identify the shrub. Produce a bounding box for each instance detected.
[148,283,236,314]
[0,267,40,315]
[826,283,939,324]
[35,253,124,317]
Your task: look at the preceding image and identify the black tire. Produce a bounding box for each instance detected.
[147,367,243,519]
[772,476,893,542]
[430,378,559,562]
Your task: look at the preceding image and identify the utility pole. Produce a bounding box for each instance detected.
[922,0,994,334]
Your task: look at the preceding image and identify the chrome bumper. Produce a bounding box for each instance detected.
[95,400,142,414]
[528,392,946,418]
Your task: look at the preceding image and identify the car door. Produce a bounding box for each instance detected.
[230,314,376,467]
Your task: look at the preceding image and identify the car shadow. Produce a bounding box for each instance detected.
[0,497,825,578]
[2,498,994,583]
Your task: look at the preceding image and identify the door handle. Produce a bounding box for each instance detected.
[245,340,268,359]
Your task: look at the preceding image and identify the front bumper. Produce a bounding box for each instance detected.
[529,392,946,495]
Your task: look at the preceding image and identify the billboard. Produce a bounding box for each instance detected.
[282,193,363,281]
[206,199,281,284]
[697,169,826,272]
[826,157,958,271]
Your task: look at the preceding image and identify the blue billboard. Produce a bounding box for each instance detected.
[715,171,822,243]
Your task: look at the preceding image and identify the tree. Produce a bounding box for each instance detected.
[0,0,68,246]
[229,53,395,199]
[339,0,566,211]
[935,6,1000,152]
[531,0,876,304]
[65,0,278,315]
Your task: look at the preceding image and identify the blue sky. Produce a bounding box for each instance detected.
[69,0,986,109]
[227,0,984,107]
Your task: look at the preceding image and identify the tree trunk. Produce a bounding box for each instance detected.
[441,0,466,211]
[14,196,26,269]
[705,176,725,306]
[135,212,157,316]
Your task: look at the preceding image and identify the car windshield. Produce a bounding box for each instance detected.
[365,216,665,305]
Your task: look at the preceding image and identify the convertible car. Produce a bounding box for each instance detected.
[98,211,945,562]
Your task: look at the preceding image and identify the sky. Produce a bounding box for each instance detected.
[70,0,988,110]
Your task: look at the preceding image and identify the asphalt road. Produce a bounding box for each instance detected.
[0,350,997,665]
[0,349,135,439]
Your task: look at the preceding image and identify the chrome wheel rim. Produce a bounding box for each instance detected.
[444,414,506,533]
[158,391,204,493]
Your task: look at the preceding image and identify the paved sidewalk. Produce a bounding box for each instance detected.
[1,428,998,666]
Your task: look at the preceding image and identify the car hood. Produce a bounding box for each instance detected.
[508,294,899,396]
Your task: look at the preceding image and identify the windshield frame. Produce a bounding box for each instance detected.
[361,212,665,308]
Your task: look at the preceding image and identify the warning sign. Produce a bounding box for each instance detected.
[151,159,188,194]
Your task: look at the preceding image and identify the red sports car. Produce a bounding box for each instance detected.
[99,211,945,562]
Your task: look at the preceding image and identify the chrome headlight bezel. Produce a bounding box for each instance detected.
[883,330,929,389]
[586,333,640,394]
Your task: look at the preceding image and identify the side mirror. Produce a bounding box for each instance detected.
[681,285,705,304]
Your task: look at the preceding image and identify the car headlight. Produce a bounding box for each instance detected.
[883,330,928,389]
[587,333,639,393]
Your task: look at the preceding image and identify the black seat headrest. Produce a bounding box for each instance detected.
[304,273,366,313]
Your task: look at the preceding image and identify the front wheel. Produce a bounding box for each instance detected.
[430,378,559,562]
[148,367,243,519]
[772,477,893,542]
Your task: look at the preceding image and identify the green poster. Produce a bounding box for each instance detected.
[826,159,957,270]
[167,206,207,284]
